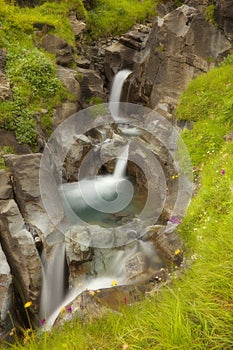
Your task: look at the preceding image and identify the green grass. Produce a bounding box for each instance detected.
[1,56,233,350]
[86,0,158,39]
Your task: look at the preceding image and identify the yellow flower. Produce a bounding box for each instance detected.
[171,174,179,179]
[88,290,96,296]
[24,301,32,308]
[174,249,181,255]
[60,306,66,313]
[111,280,118,287]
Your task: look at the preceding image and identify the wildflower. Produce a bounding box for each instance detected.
[169,216,181,224]
[66,305,72,313]
[24,301,32,308]
[174,249,181,255]
[221,169,225,175]
[171,174,179,179]
[60,306,66,313]
[88,290,96,296]
[40,318,46,327]
[111,280,118,287]
[9,327,16,336]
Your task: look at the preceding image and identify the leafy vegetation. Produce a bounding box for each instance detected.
[1,52,233,350]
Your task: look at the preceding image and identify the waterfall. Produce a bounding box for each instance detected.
[113,144,129,179]
[109,69,131,119]
[40,242,66,321]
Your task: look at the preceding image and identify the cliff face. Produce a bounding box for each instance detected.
[125,3,232,115]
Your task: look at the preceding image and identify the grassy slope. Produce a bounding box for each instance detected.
[1,57,233,350]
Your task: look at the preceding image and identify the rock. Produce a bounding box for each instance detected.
[0,49,7,72]
[65,227,93,287]
[0,244,12,326]
[215,0,233,40]
[77,67,105,102]
[68,12,86,39]
[4,154,53,238]
[127,5,232,110]
[104,24,151,82]
[0,129,32,154]
[53,101,79,127]
[0,71,12,101]
[0,170,13,200]
[63,134,93,181]
[57,66,81,98]
[41,34,74,66]
[0,199,41,315]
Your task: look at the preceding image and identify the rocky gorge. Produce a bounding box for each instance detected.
[0,0,233,339]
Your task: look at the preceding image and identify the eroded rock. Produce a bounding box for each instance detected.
[127,5,232,110]
[41,34,74,66]
[0,244,12,327]
[0,199,41,314]
[0,170,13,200]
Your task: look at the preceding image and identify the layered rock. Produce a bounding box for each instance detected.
[0,199,41,315]
[126,5,232,112]
[0,244,12,330]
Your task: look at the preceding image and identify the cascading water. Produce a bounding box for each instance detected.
[39,69,164,329]
[109,69,131,119]
[40,242,66,321]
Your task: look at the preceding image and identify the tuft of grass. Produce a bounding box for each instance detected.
[86,0,158,39]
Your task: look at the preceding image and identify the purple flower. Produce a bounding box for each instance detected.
[169,216,181,224]
[40,318,46,326]
[221,169,225,175]
[66,305,72,313]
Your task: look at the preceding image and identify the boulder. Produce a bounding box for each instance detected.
[0,199,41,315]
[77,67,105,102]
[0,244,12,327]
[127,5,232,110]
[41,34,74,66]
[57,66,81,98]
[0,170,13,200]
[4,154,53,238]
[53,101,79,127]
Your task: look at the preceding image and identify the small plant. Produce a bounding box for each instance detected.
[204,5,218,26]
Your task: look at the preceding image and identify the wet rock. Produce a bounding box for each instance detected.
[0,199,41,314]
[41,34,74,66]
[63,134,93,182]
[145,225,183,266]
[0,170,13,200]
[65,227,93,287]
[0,244,12,327]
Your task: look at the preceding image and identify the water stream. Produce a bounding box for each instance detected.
[39,69,163,328]
[109,69,131,119]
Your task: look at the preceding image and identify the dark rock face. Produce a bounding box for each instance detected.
[215,0,233,40]
[127,5,232,112]
[41,34,74,66]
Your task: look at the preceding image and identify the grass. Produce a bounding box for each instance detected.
[86,0,158,39]
[0,0,158,146]
[1,56,233,350]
